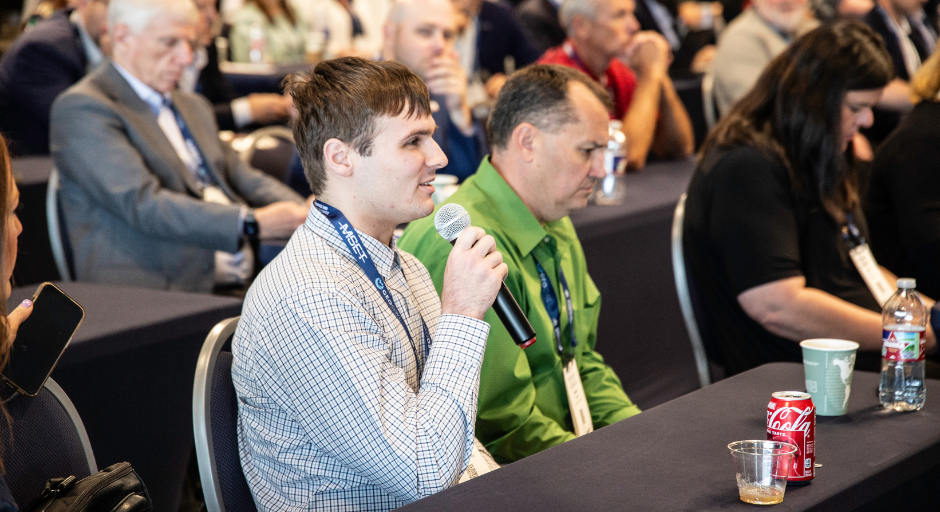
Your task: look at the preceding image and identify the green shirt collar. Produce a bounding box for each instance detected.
[463,157,554,257]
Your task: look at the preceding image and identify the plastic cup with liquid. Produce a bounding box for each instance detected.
[728,440,798,505]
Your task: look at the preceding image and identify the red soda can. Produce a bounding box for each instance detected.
[767,391,816,483]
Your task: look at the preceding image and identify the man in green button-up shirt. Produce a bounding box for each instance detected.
[399,64,641,463]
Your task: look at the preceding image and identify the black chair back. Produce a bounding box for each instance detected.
[0,378,96,507]
[194,317,257,512]
[213,352,256,511]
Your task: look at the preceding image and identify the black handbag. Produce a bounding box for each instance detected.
[23,462,151,512]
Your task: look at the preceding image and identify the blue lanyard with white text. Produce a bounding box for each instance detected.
[536,260,577,362]
[314,200,431,371]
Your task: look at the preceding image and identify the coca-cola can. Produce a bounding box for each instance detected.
[767,391,816,483]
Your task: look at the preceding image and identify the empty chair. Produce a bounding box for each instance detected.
[193,316,257,512]
[0,378,96,507]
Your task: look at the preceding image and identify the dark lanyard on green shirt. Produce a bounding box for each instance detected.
[314,200,431,373]
[536,260,577,362]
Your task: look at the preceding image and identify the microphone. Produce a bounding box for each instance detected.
[435,204,537,349]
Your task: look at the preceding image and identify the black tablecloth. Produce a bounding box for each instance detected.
[570,159,698,408]
[7,282,243,512]
[401,362,940,511]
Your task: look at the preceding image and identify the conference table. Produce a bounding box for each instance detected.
[400,362,940,511]
[7,282,243,512]
[570,158,699,408]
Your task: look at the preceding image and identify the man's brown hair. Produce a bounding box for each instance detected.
[488,64,612,151]
[285,58,432,195]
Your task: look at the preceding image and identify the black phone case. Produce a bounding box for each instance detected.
[1,282,85,396]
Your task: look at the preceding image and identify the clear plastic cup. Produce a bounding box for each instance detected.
[728,440,798,505]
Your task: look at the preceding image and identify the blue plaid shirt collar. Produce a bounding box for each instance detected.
[304,205,403,278]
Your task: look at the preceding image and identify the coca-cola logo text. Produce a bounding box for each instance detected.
[767,406,812,433]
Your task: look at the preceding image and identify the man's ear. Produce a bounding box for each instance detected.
[322,138,356,178]
[511,123,540,163]
[110,23,131,49]
[570,14,590,41]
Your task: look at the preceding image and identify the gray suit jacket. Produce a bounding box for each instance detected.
[50,62,304,292]
[710,10,818,116]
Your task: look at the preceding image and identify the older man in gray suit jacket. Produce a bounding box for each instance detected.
[710,0,818,116]
[50,0,307,293]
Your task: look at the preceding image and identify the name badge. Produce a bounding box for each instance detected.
[458,437,500,483]
[563,359,593,437]
[848,243,894,306]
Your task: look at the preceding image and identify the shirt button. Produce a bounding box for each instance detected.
[543,237,550,243]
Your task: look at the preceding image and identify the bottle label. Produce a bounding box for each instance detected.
[882,330,926,362]
[603,151,625,174]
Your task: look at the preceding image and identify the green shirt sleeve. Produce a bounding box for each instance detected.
[578,336,642,427]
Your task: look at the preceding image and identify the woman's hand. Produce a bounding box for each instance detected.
[2,299,33,352]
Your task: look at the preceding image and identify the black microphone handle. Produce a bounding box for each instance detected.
[493,282,537,348]
[445,237,536,348]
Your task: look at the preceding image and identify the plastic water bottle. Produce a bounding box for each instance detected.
[879,278,927,411]
[594,120,628,205]
[248,22,266,63]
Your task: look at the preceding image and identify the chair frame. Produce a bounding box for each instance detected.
[45,378,97,474]
[701,72,717,131]
[670,193,711,388]
[46,168,73,282]
[193,316,241,512]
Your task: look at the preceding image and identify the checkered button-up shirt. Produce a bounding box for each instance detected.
[232,207,490,511]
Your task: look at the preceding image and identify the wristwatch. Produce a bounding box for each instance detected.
[243,209,259,242]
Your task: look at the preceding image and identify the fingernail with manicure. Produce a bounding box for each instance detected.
[21,299,32,308]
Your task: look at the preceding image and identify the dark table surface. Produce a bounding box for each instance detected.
[569,158,699,409]
[8,281,243,365]
[7,282,243,512]
[400,362,940,511]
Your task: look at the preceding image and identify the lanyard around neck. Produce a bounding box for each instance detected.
[314,200,431,372]
[841,212,866,249]
[536,260,577,362]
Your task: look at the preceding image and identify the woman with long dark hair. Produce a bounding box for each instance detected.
[682,20,929,376]
[0,134,35,509]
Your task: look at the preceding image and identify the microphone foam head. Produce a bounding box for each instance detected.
[435,203,471,242]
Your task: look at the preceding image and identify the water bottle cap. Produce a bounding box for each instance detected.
[897,278,916,289]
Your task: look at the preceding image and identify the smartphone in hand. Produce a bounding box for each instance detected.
[1,282,84,396]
